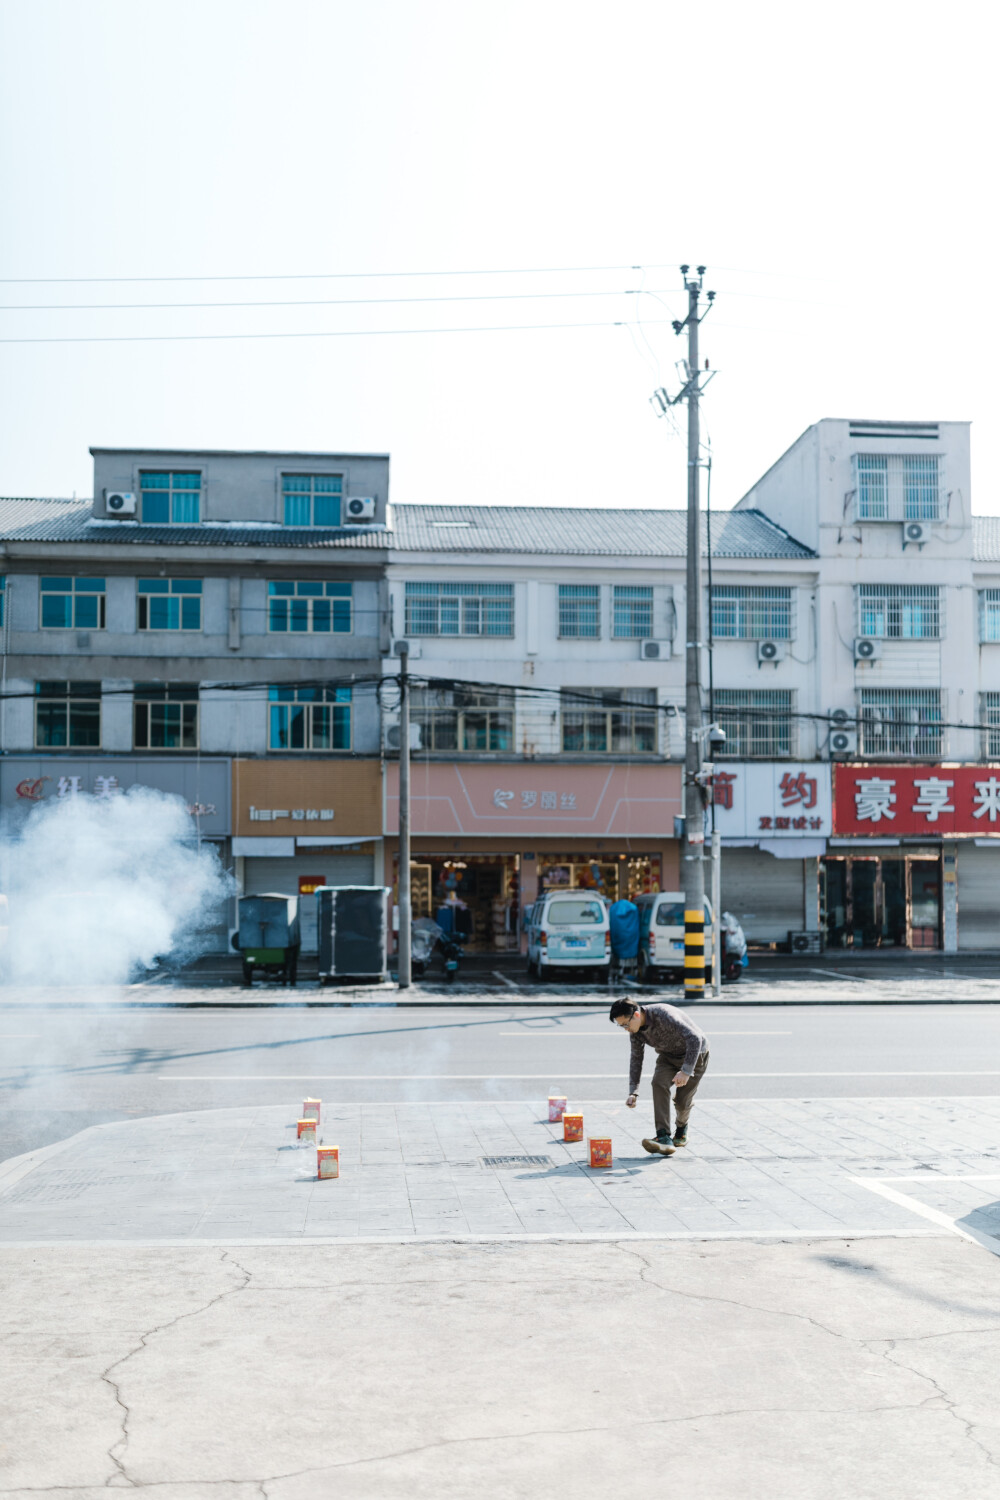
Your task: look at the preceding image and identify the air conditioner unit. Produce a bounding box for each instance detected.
[788,931,822,954]
[345,496,376,522]
[391,640,422,659]
[903,520,929,547]
[854,637,882,662]
[828,707,857,758]
[640,639,667,660]
[384,721,423,751]
[757,639,787,664]
[104,490,136,516]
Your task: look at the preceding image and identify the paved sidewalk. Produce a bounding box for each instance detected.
[4,1094,1000,1245]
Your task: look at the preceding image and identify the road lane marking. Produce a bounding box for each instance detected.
[806,968,867,983]
[492,972,521,990]
[155,1070,1000,1080]
[852,1173,1000,1258]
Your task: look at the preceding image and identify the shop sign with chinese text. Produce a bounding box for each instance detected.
[833,764,1000,837]
[710,763,832,839]
[0,757,231,836]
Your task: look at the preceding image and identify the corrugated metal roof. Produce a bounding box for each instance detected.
[0,498,388,549]
[974,517,1000,562]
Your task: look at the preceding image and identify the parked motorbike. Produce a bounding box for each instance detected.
[410,917,466,982]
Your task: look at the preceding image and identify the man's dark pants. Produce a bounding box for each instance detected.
[651,1050,710,1137]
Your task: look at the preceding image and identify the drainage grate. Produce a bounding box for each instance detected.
[480,1154,552,1169]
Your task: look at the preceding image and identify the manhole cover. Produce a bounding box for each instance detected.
[480,1154,552,1169]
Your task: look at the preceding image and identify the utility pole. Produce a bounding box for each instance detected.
[397,644,412,989]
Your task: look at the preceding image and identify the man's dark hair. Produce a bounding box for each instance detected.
[609,999,637,1023]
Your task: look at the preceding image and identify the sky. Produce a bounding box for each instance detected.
[0,0,996,518]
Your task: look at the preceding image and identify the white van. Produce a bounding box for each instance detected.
[633,891,747,984]
[526,891,610,980]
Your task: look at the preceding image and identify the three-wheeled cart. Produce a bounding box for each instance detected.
[317,885,390,985]
[234,893,300,986]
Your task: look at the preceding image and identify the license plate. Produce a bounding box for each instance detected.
[672,940,684,951]
[563,937,587,948]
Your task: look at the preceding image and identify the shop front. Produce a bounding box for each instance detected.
[385,762,682,953]
[830,763,1000,952]
[232,759,382,953]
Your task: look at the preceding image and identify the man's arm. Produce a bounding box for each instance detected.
[628,1033,645,1095]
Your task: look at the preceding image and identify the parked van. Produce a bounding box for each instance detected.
[634,891,747,984]
[526,891,610,980]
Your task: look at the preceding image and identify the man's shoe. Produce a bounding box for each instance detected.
[673,1124,688,1148]
[641,1135,676,1156]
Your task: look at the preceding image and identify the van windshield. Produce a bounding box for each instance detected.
[547,900,604,926]
[655,903,686,926]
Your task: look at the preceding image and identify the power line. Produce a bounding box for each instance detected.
[0,261,669,287]
[0,287,675,314]
[0,317,676,346]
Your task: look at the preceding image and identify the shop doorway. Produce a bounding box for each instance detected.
[399,854,521,953]
[821,855,941,949]
[537,854,662,903]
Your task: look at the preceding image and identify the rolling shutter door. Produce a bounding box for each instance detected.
[721,847,805,945]
[957,844,998,950]
[244,851,375,953]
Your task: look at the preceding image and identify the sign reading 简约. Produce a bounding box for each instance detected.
[833,764,1000,836]
[708,763,832,839]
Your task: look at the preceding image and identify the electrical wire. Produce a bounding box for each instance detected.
[0,316,677,346]
[0,286,677,314]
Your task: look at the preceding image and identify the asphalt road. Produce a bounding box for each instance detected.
[3,997,1000,1166]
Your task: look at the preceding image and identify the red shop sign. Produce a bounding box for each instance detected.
[833,764,1000,837]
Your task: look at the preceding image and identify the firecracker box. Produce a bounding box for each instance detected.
[317,1146,340,1180]
[297,1119,317,1145]
[302,1098,321,1123]
[548,1095,568,1122]
[563,1112,584,1142]
[588,1137,613,1169]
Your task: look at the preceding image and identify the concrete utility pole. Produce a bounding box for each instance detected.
[397,644,412,990]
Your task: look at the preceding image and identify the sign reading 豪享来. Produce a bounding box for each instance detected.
[833,764,1000,837]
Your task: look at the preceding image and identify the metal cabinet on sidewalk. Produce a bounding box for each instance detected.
[317,885,390,983]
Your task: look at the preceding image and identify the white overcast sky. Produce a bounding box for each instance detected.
[0,0,995,521]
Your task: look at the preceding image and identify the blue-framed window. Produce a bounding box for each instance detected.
[35,681,101,748]
[612,585,653,639]
[133,684,199,750]
[282,474,343,527]
[267,580,352,633]
[404,582,514,637]
[137,579,203,631]
[140,471,201,525]
[40,577,106,630]
[558,585,600,639]
[268,686,352,750]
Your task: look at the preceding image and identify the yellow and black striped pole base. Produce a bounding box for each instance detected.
[684,907,706,998]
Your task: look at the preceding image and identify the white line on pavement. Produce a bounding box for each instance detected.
[492,971,521,990]
[807,968,868,982]
[496,1030,793,1036]
[852,1174,1000,1258]
[154,1070,1000,1080]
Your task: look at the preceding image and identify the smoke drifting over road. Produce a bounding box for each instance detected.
[1,787,231,986]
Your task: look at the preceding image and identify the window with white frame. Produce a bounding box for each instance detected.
[715,689,794,758]
[268,580,352,633]
[561,688,657,753]
[282,474,343,527]
[404,582,513,637]
[35,681,101,748]
[412,686,514,752]
[711,586,792,640]
[558,585,600,639]
[980,590,1000,643]
[981,693,1000,757]
[134,684,199,750]
[855,454,940,521]
[857,584,941,639]
[612,585,654,639]
[858,688,942,757]
[137,579,203,631]
[40,577,106,630]
[140,471,201,525]
[268,685,352,750]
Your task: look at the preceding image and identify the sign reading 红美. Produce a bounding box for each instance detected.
[0,757,231,836]
[833,764,1000,837]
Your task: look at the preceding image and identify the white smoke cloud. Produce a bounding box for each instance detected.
[1,787,233,986]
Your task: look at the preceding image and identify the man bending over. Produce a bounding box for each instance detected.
[609,998,710,1155]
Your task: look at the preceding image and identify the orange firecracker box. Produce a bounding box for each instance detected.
[297,1119,317,1144]
[588,1137,613,1169]
[563,1112,584,1142]
[302,1098,321,1123]
[317,1146,340,1180]
[548,1095,568,1123]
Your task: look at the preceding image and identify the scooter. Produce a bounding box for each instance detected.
[440,932,465,984]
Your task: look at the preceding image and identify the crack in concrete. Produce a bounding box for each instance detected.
[97,1251,252,1488]
[864,1336,1000,1475]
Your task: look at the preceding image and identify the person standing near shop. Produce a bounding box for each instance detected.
[609,998,710,1154]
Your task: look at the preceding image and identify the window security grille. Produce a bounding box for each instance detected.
[857,584,941,639]
[715,689,793,758]
[35,681,102,749]
[981,694,1000,757]
[612,585,654,639]
[268,686,352,751]
[140,472,201,525]
[980,590,1000,644]
[134,684,199,750]
[558,585,601,639]
[0,576,5,630]
[137,579,203,631]
[411,687,514,752]
[404,582,514,637]
[282,474,343,528]
[711,586,792,640]
[268,581,352,633]
[40,577,106,630]
[855,454,940,521]
[858,688,942,757]
[561,688,657,754]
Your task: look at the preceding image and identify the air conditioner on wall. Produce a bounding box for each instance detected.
[391,640,422,659]
[903,520,929,547]
[854,637,882,662]
[640,639,667,660]
[344,496,376,521]
[384,722,423,751]
[104,490,136,516]
[828,707,857,758]
[788,931,823,954]
[757,639,786,663]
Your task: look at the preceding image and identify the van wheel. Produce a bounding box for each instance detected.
[526,955,537,978]
[536,963,549,984]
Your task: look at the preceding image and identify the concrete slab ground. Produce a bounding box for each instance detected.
[3,1236,1000,1497]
